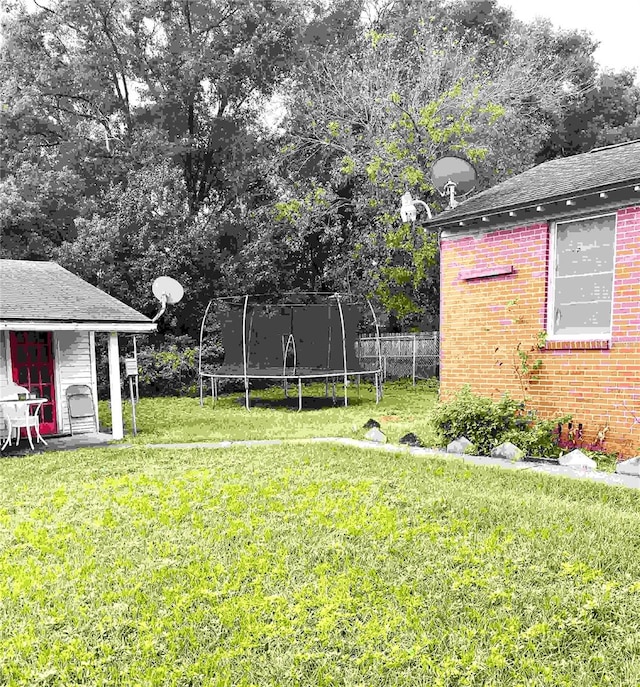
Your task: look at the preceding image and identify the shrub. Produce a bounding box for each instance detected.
[430,386,571,458]
[499,415,571,459]
[96,334,224,399]
[430,386,523,456]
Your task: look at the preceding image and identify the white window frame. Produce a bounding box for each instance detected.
[547,212,617,341]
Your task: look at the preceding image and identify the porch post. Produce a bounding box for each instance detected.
[107,331,124,440]
[88,331,100,433]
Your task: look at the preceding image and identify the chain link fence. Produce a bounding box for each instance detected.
[357,332,439,383]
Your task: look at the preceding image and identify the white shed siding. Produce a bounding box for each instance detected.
[54,331,98,434]
[0,332,12,442]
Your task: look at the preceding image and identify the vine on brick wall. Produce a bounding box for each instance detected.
[494,298,546,402]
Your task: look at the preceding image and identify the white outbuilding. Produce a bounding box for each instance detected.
[0,259,156,443]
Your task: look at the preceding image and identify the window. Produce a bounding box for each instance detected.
[548,214,616,339]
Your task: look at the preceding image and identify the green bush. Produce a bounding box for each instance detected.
[96,334,224,399]
[430,386,523,456]
[430,386,571,458]
[499,416,569,459]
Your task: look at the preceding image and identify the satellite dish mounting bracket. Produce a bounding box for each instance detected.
[400,191,432,223]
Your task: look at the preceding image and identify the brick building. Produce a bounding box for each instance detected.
[432,140,640,457]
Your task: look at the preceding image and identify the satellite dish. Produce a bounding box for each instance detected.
[431,156,477,209]
[153,276,184,304]
[151,276,184,322]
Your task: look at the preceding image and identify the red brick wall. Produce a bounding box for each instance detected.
[440,206,640,458]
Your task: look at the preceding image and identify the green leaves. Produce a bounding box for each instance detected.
[431,385,575,459]
[365,28,394,49]
[339,155,356,175]
[274,198,303,223]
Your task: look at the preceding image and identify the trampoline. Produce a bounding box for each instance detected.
[198,293,383,410]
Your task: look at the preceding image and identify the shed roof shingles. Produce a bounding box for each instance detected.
[432,140,640,225]
[0,260,153,324]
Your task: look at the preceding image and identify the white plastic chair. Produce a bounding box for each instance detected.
[0,384,48,451]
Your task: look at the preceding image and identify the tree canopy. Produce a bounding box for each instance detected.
[1,0,638,335]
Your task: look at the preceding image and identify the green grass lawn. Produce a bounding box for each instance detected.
[2,442,640,685]
[99,379,441,446]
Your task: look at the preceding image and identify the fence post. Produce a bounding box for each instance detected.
[412,334,417,387]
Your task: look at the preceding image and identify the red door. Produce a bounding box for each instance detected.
[10,331,58,436]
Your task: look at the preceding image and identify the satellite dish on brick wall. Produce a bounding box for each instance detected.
[152,276,184,322]
[431,156,477,209]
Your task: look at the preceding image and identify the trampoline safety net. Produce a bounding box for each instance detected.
[198,294,383,409]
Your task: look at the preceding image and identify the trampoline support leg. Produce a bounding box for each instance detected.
[356,375,360,399]
[245,383,250,410]
[332,382,336,404]
[298,378,302,412]
[200,376,203,407]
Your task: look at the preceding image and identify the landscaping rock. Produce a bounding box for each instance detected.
[363,419,381,429]
[447,436,473,454]
[491,441,525,461]
[364,427,387,443]
[615,456,640,477]
[558,449,597,470]
[399,432,423,447]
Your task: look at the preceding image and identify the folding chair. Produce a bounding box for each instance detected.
[66,385,97,435]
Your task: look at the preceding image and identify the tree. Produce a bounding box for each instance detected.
[0,0,313,338]
[265,1,588,328]
[537,69,640,161]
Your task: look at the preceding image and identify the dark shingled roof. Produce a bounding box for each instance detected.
[0,260,155,325]
[431,139,640,227]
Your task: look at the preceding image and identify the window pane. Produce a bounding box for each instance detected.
[554,301,612,336]
[555,272,614,305]
[556,216,615,277]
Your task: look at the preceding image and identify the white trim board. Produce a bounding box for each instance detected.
[0,322,156,333]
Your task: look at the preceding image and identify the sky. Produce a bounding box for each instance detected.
[504,0,640,80]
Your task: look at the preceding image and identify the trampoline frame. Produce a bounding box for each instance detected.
[198,292,383,410]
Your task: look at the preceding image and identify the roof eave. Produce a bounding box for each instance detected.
[430,179,640,229]
[0,320,157,333]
